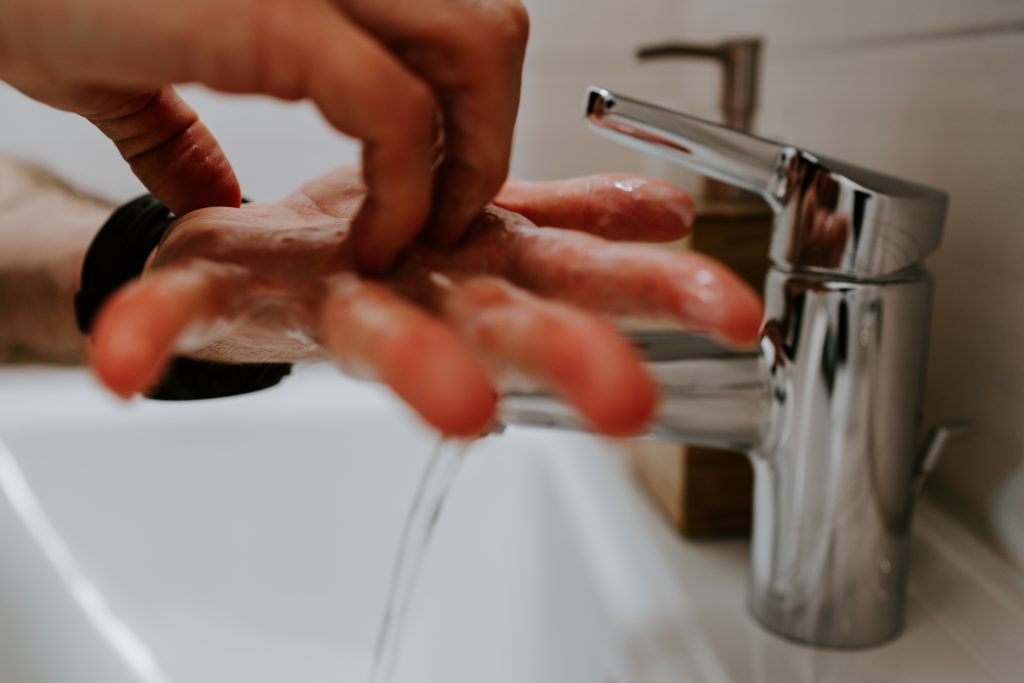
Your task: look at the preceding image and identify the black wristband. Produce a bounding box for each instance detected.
[75,194,292,401]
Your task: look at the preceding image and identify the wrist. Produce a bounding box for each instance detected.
[0,158,111,362]
[78,193,292,400]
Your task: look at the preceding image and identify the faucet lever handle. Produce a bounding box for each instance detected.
[584,86,949,278]
[913,420,975,498]
[585,87,786,208]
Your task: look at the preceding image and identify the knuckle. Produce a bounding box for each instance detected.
[382,78,437,137]
[399,79,437,122]
[244,0,313,98]
[453,1,530,65]
[480,1,530,52]
[494,1,531,48]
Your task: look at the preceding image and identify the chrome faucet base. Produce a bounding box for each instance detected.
[749,267,932,648]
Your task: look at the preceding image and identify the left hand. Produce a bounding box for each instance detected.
[88,167,763,437]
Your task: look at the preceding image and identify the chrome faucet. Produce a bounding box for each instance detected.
[500,87,972,649]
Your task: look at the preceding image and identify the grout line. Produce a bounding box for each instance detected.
[772,18,1024,59]
[522,19,1024,65]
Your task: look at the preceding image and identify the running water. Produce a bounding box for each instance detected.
[369,439,471,683]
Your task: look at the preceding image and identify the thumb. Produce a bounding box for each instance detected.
[85,86,241,215]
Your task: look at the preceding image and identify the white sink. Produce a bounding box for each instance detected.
[2,366,1023,683]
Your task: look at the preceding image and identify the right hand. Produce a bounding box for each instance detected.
[0,0,529,271]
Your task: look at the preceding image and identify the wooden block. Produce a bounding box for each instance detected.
[677,446,753,536]
[691,198,773,290]
[629,442,753,537]
[628,441,685,526]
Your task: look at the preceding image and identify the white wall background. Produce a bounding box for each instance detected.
[2,1,1022,569]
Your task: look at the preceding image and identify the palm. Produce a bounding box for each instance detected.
[92,167,763,437]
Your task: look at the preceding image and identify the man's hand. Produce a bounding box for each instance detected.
[89,168,763,438]
[0,0,529,271]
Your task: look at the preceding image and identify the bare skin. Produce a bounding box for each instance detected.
[89,167,764,438]
[0,0,530,271]
[0,156,111,363]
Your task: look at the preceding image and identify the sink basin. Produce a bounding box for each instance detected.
[2,366,1023,682]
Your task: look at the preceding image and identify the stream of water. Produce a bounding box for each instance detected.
[368,439,471,683]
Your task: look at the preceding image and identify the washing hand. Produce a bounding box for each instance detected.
[88,168,763,437]
[0,0,529,271]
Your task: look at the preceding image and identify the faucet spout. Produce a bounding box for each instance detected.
[585,86,948,280]
[585,87,786,208]
[500,331,772,451]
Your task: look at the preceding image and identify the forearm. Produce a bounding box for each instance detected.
[0,156,112,363]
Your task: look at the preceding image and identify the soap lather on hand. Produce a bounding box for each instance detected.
[89,167,764,438]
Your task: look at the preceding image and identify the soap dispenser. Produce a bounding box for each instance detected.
[628,37,771,537]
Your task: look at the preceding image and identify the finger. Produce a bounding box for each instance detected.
[89,265,244,399]
[319,275,496,438]
[494,174,695,242]
[510,227,764,346]
[413,6,531,245]
[284,5,438,274]
[414,220,763,347]
[177,1,438,273]
[84,87,241,215]
[437,277,657,437]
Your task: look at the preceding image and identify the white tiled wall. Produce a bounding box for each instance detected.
[1,0,1021,569]
[514,0,681,180]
